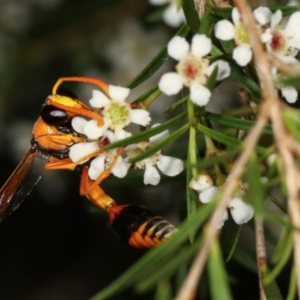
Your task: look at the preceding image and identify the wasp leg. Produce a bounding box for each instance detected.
[36,134,86,147]
[80,147,125,196]
[80,166,115,210]
[52,76,109,96]
[44,149,104,170]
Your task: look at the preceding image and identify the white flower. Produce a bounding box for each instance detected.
[214,7,252,66]
[88,129,131,180]
[87,85,151,138]
[69,142,100,164]
[159,35,230,106]
[218,211,229,229]
[260,10,300,59]
[271,66,299,103]
[266,153,277,167]
[199,186,218,203]
[229,197,254,224]
[126,125,184,185]
[189,173,213,192]
[88,148,130,180]
[281,86,298,103]
[190,182,255,228]
[253,7,272,26]
[149,0,185,28]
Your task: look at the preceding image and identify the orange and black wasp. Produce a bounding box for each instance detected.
[0,77,177,248]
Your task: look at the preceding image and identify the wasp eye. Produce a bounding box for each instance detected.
[41,105,69,126]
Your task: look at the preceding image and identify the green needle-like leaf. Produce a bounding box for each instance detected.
[205,65,218,90]
[136,240,201,292]
[246,154,266,216]
[196,123,266,154]
[133,85,161,108]
[270,6,300,15]
[104,111,187,150]
[278,77,300,90]
[219,40,235,54]
[208,241,233,300]
[230,63,261,101]
[182,0,200,33]
[154,281,172,300]
[209,7,232,18]
[164,96,189,113]
[263,234,293,286]
[129,123,189,163]
[286,267,297,300]
[206,112,273,134]
[261,269,283,300]
[198,10,214,35]
[186,128,198,242]
[283,107,300,142]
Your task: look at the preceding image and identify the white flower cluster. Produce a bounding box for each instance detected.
[159,34,231,106]
[68,85,184,185]
[215,7,300,103]
[189,173,254,228]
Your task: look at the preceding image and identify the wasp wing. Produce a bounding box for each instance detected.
[0,146,40,221]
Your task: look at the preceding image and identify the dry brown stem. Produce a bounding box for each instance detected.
[255,217,267,300]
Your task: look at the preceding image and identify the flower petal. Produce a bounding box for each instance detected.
[276,55,299,64]
[191,34,212,58]
[229,197,254,224]
[84,119,109,139]
[253,6,272,26]
[163,4,185,28]
[167,36,189,61]
[233,45,252,66]
[286,11,300,34]
[157,155,183,176]
[286,12,300,49]
[232,7,240,25]
[199,186,218,203]
[88,155,105,180]
[266,153,277,167]
[130,109,151,126]
[206,60,231,81]
[214,20,235,41]
[106,128,132,143]
[108,85,130,101]
[71,116,87,134]
[69,142,99,163]
[159,72,184,95]
[217,210,229,229]
[111,156,130,178]
[149,125,169,144]
[144,163,161,185]
[261,29,272,43]
[281,86,298,103]
[271,9,282,29]
[190,84,211,106]
[189,173,213,192]
[89,89,110,108]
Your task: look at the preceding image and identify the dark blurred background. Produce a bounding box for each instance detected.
[0,1,185,299]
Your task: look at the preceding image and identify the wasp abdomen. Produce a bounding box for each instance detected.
[108,204,177,248]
